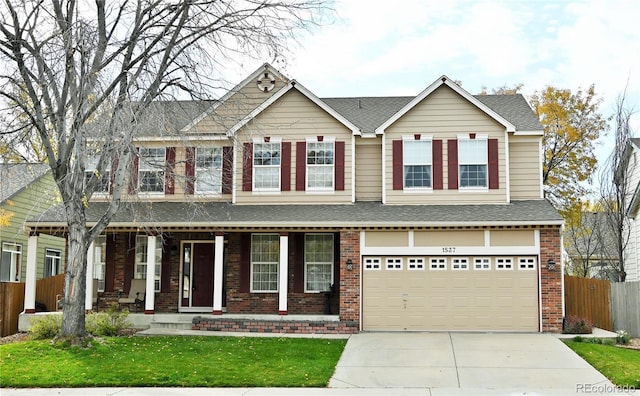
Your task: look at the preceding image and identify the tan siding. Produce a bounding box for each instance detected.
[490,230,535,246]
[365,231,408,247]
[509,137,542,199]
[235,89,353,204]
[384,85,508,204]
[355,138,382,201]
[414,230,484,247]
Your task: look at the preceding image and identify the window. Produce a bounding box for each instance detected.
[451,257,469,270]
[251,234,279,292]
[404,140,431,188]
[93,236,107,292]
[195,147,222,194]
[385,257,403,270]
[408,258,425,270]
[135,236,162,292]
[253,142,281,190]
[429,257,447,270]
[364,257,381,270]
[496,257,513,270]
[459,139,487,188]
[305,233,334,292]
[1,242,21,282]
[473,257,491,270]
[85,155,110,193]
[518,257,537,270]
[44,249,62,278]
[139,147,166,193]
[307,141,334,190]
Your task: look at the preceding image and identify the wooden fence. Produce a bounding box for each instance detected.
[610,281,640,337]
[0,282,25,337]
[563,275,613,331]
[0,274,64,337]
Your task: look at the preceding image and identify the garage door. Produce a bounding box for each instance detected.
[363,256,539,331]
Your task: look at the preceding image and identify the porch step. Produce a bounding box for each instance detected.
[148,321,193,330]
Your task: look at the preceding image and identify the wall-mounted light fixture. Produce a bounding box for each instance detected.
[547,259,556,271]
[346,259,353,271]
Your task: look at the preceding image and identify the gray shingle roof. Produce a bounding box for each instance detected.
[0,163,50,203]
[321,97,413,134]
[30,200,562,228]
[474,94,543,131]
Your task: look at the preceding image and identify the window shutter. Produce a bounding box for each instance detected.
[392,140,403,190]
[239,233,251,293]
[433,139,443,190]
[109,156,119,194]
[185,147,195,194]
[104,234,116,292]
[335,141,345,191]
[129,148,139,194]
[296,141,306,191]
[161,236,172,292]
[165,147,176,195]
[222,146,233,194]
[281,142,291,191]
[488,138,499,189]
[294,233,305,293]
[124,233,136,293]
[242,143,253,192]
[447,140,458,190]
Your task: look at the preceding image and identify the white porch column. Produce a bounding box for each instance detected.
[144,235,156,314]
[85,242,95,310]
[23,233,38,313]
[278,232,289,315]
[213,233,224,315]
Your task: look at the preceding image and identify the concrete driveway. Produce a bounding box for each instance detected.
[329,332,618,394]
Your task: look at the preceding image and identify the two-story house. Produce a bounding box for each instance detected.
[22,64,564,333]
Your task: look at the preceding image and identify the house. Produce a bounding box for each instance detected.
[618,138,640,282]
[22,64,564,333]
[0,163,66,290]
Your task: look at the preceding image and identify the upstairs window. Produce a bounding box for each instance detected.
[403,139,432,189]
[253,142,281,191]
[459,139,487,188]
[139,148,166,193]
[195,147,222,194]
[307,141,334,190]
[85,155,110,193]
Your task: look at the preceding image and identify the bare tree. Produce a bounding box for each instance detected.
[0,0,327,344]
[598,89,636,282]
[563,204,603,277]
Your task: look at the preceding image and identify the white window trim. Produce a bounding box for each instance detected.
[1,242,22,282]
[518,257,537,270]
[496,257,514,270]
[429,257,447,270]
[138,147,166,195]
[94,236,106,292]
[457,135,488,191]
[473,257,492,271]
[402,135,433,192]
[305,137,336,192]
[407,257,425,270]
[250,233,280,293]
[385,257,403,270]
[364,257,381,270]
[44,248,62,277]
[85,155,110,196]
[252,139,282,192]
[194,146,223,196]
[304,233,334,293]
[451,257,469,270]
[134,235,162,292]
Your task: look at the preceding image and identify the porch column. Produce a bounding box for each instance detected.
[144,235,156,314]
[23,233,38,313]
[85,242,95,310]
[278,232,288,315]
[213,233,224,315]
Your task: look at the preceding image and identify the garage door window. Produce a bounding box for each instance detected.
[430,258,447,270]
[305,233,334,292]
[408,258,425,270]
[518,257,536,270]
[364,257,381,270]
[386,258,403,270]
[496,258,513,270]
[451,258,469,270]
[474,257,491,270]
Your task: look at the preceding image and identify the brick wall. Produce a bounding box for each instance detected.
[339,231,360,324]
[192,316,358,334]
[540,226,563,332]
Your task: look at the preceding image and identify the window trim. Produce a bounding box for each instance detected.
[304,233,334,293]
[1,242,22,282]
[402,135,433,191]
[138,147,166,194]
[194,146,223,195]
[134,235,162,292]
[457,135,488,190]
[252,139,282,192]
[93,236,107,292]
[44,248,62,278]
[85,154,110,194]
[305,138,335,192]
[250,233,280,293]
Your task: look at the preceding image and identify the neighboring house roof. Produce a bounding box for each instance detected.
[0,163,50,203]
[30,200,562,229]
[563,211,619,261]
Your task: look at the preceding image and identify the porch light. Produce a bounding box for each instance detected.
[547,259,556,271]
[346,259,353,271]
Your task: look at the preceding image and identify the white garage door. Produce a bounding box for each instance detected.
[363,256,539,331]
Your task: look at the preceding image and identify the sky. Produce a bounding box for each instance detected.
[227,0,640,156]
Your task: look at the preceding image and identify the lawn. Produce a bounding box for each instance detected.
[0,335,347,388]
[565,341,640,388]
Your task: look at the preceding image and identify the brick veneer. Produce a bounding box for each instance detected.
[540,226,563,332]
[192,316,359,334]
[339,231,360,324]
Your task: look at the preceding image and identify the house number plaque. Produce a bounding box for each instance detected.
[442,247,456,253]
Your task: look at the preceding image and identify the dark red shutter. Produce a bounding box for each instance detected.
[294,233,305,293]
[109,156,118,194]
[165,147,176,195]
[296,141,306,191]
[447,140,458,190]
[185,147,195,194]
[433,139,443,190]
[124,233,136,293]
[222,146,233,194]
[392,140,403,190]
[161,236,172,292]
[239,233,251,293]
[242,143,253,192]
[129,148,139,194]
[104,234,116,292]
[335,141,345,191]
[281,142,291,191]
[488,138,499,189]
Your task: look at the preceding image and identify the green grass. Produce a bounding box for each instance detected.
[0,336,346,388]
[565,341,640,388]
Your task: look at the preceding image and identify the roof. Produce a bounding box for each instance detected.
[0,163,50,203]
[29,200,563,229]
[474,95,543,132]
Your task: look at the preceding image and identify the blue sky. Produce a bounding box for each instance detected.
[230,0,640,153]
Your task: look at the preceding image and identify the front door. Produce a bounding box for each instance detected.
[181,242,214,309]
